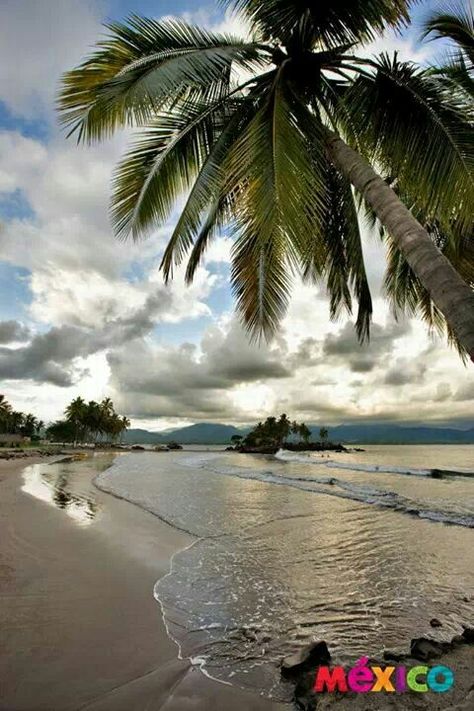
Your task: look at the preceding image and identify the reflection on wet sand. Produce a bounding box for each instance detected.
[21,455,114,526]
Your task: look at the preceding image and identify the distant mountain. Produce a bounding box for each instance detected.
[319,424,474,445]
[123,423,474,445]
[123,423,248,445]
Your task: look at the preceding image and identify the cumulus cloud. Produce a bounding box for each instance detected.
[322,320,410,373]
[384,359,427,386]
[0,289,188,386]
[0,0,102,119]
[0,320,31,344]
[107,319,293,421]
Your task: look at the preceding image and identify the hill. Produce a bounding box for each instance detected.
[123,423,474,445]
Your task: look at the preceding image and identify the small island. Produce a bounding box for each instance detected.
[227,414,349,454]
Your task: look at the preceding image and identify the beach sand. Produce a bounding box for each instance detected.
[0,457,286,711]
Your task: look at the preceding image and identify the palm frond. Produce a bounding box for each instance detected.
[224,68,328,339]
[323,166,373,341]
[111,99,221,240]
[58,15,268,142]
[220,0,414,48]
[160,80,270,281]
[422,6,474,70]
[344,54,474,234]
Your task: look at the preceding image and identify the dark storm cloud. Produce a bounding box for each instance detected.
[384,360,427,386]
[107,319,292,420]
[109,320,290,397]
[454,382,474,402]
[323,321,410,372]
[0,291,174,386]
[0,320,31,344]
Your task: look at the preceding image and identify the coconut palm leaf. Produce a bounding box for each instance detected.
[59,15,269,142]
[344,54,474,233]
[161,76,274,281]
[322,165,373,341]
[422,5,474,70]
[385,234,473,359]
[220,0,414,48]
[423,6,474,100]
[223,70,330,339]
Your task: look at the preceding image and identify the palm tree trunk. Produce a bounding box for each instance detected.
[327,133,474,361]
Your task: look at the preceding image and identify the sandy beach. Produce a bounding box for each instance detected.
[0,456,285,711]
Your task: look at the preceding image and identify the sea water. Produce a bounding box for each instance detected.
[96,445,474,701]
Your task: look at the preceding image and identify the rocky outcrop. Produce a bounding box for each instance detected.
[281,641,331,711]
[238,442,349,454]
[281,641,331,679]
[287,628,474,710]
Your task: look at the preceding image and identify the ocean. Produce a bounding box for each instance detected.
[94,445,474,702]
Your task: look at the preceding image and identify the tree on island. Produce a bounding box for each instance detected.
[59,1,474,360]
[319,427,329,444]
[231,434,243,446]
[299,423,312,444]
[242,414,312,449]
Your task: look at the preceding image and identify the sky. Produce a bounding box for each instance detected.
[0,0,472,431]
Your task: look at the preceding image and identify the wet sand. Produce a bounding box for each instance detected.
[0,457,286,711]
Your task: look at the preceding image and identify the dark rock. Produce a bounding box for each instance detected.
[131,445,145,451]
[410,637,450,661]
[225,446,235,451]
[281,640,331,679]
[462,626,474,643]
[294,670,318,710]
[167,442,183,450]
[383,649,407,662]
[430,618,443,628]
[452,635,465,646]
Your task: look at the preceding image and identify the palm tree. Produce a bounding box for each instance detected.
[0,395,12,433]
[58,1,474,358]
[319,427,329,443]
[65,396,87,446]
[9,411,25,435]
[299,423,311,444]
[22,414,38,438]
[120,416,130,443]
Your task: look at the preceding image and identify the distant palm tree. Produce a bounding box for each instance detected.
[120,416,131,443]
[9,412,25,435]
[299,423,311,444]
[319,427,329,443]
[22,414,38,438]
[59,1,474,358]
[65,396,87,446]
[0,395,12,432]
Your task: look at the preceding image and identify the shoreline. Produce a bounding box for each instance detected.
[0,456,286,710]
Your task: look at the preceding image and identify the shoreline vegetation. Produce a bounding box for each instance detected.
[226,414,358,455]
